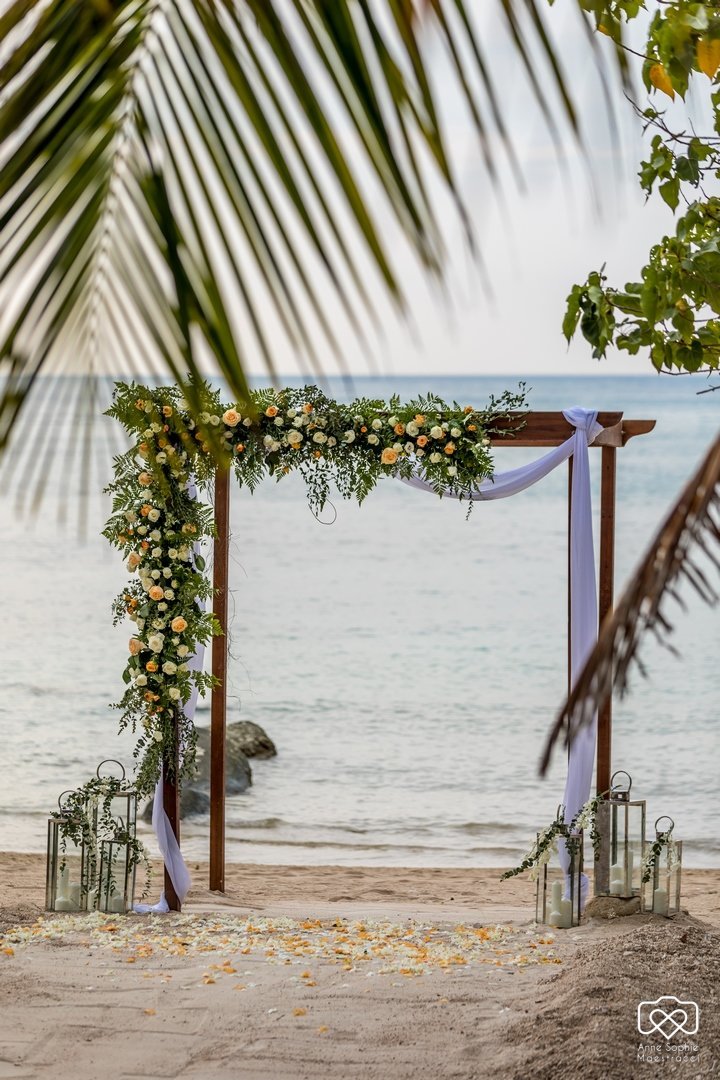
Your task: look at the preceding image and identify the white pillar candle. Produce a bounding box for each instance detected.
[559,898,573,929]
[625,850,634,893]
[652,887,669,916]
[69,883,81,908]
[108,893,126,914]
[609,879,623,896]
[54,897,76,911]
[551,881,562,911]
[548,910,562,928]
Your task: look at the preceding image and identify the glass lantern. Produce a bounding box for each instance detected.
[46,791,94,912]
[607,770,646,902]
[97,830,136,914]
[536,831,584,928]
[646,816,683,918]
[93,759,137,841]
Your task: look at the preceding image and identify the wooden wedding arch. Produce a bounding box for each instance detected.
[161,411,655,909]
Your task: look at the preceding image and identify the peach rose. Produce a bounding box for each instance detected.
[444,442,456,455]
[393,423,405,436]
[381,448,398,465]
[145,660,158,673]
[138,442,149,456]
[463,405,474,414]
[149,586,164,601]
[235,443,245,454]
[415,414,425,425]
[129,638,143,656]
[171,617,188,633]
[162,405,173,417]
[223,409,241,427]
[138,472,153,486]
[127,551,142,570]
[265,405,279,417]
[467,424,477,432]
[140,504,152,517]
[416,435,428,448]
[135,399,146,410]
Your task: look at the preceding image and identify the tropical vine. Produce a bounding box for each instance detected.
[501,790,609,881]
[104,380,528,796]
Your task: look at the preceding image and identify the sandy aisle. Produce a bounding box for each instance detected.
[1,857,718,1079]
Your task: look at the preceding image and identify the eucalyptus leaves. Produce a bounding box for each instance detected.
[501,791,608,881]
[105,379,527,795]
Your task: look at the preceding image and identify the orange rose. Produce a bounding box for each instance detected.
[393,423,405,436]
[140,505,152,517]
[360,426,367,433]
[381,448,398,465]
[171,617,188,633]
[141,541,150,551]
[138,471,152,486]
[416,435,428,448]
[149,586,164,601]
[467,424,477,432]
[415,414,425,425]
[118,535,127,545]
[464,406,474,413]
[145,660,158,673]
[144,691,155,702]
[223,409,241,426]
[135,399,146,410]
[162,405,173,417]
[129,638,143,656]
[314,450,322,459]
[235,443,245,454]
[138,442,149,456]
[444,442,456,455]
[265,405,279,417]
[158,438,168,448]
[302,403,313,414]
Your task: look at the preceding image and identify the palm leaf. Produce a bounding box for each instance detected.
[0,0,621,499]
[541,433,720,775]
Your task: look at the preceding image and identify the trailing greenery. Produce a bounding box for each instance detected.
[52,776,151,903]
[501,790,609,880]
[561,1,720,377]
[105,379,528,796]
[641,828,680,884]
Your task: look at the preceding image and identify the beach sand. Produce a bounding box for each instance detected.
[1,855,718,1079]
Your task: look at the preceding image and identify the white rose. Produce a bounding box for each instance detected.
[128,612,137,623]
[388,416,399,426]
[150,422,162,432]
[156,452,167,464]
[171,579,178,588]
[124,511,137,523]
[416,448,425,458]
[371,418,383,430]
[430,452,442,463]
[135,674,147,687]
[483,437,491,447]
[178,663,189,673]
[273,416,284,426]
[312,432,327,444]
[447,466,458,476]
[151,569,161,580]
[148,634,165,653]
[405,421,419,437]
[442,422,449,431]
[158,603,168,611]
[137,526,147,536]
[451,427,461,438]
[136,619,145,631]
[317,417,327,428]
[243,417,253,426]
[430,426,443,439]
[367,434,379,445]
[209,415,221,426]
[354,414,364,424]
[404,442,414,454]
[169,688,182,701]
[393,442,403,453]
[287,408,297,418]
[152,619,165,630]
[162,568,172,578]
[152,730,163,742]
[344,430,355,443]
[327,437,336,447]
[168,548,178,559]
[287,429,303,446]
[293,416,304,428]
[152,547,161,558]
[271,440,280,452]
[162,661,177,675]
[163,589,174,600]
[179,547,190,561]
[177,645,190,657]
[150,530,161,541]
[263,435,274,448]
[148,509,160,522]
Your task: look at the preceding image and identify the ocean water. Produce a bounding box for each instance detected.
[0,375,718,869]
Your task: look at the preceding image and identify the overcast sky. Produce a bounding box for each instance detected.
[260,0,693,380]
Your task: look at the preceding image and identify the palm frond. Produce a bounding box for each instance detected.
[0,0,621,503]
[541,432,720,775]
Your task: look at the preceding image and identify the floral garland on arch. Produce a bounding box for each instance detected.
[104,380,527,796]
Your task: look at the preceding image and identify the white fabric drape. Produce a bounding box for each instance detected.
[402,408,602,846]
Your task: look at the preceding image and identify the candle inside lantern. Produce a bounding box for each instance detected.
[652,887,669,916]
[551,881,562,911]
[108,893,126,914]
[69,883,81,908]
[625,850,634,893]
[609,863,624,895]
[558,898,573,929]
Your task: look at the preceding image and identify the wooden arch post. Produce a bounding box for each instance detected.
[205,412,654,893]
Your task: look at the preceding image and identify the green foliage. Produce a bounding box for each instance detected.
[107,379,528,794]
[560,1,720,377]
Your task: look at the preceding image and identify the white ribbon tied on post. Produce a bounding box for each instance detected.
[403,407,603,899]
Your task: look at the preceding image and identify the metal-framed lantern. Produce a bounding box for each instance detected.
[536,830,584,928]
[45,791,94,912]
[93,761,138,914]
[606,770,646,902]
[645,816,683,918]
